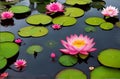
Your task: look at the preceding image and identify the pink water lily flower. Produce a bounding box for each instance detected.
[101,5,119,17]
[60,34,97,55]
[15,38,22,44]
[0,72,8,79]
[1,11,14,20]
[46,2,64,13]
[52,24,61,30]
[50,52,56,58]
[14,59,27,71]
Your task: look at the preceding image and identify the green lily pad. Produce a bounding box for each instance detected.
[27,45,43,54]
[98,49,120,68]
[0,42,19,58]
[85,17,105,25]
[91,66,120,79]
[100,22,114,30]
[84,26,96,32]
[0,56,7,69]
[9,5,30,14]
[18,26,48,37]
[26,14,52,25]
[66,0,92,5]
[115,21,120,28]
[55,68,87,79]
[0,32,15,42]
[59,55,78,66]
[53,16,77,26]
[79,54,89,59]
[0,0,19,5]
[64,7,84,17]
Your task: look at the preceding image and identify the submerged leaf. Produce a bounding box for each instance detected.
[53,16,77,26]
[84,26,96,32]
[56,68,87,79]
[59,55,78,66]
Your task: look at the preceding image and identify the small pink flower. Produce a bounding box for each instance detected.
[60,34,97,55]
[46,2,64,13]
[52,24,61,30]
[101,5,119,17]
[15,38,22,44]
[0,72,8,79]
[14,59,27,70]
[50,52,56,58]
[1,11,14,20]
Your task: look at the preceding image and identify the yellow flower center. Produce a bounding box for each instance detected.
[72,40,86,48]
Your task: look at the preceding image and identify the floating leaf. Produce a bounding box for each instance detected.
[100,22,114,30]
[9,5,30,14]
[64,7,84,17]
[26,14,52,25]
[91,66,120,79]
[115,21,120,28]
[0,0,19,5]
[0,42,19,58]
[53,16,77,26]
[18,26,48,37]
[91,1,105,9]
[27,45,43,54]
[79,54,89,59]
[0,56,7,69]
[84,26,96,32]
[98,49,120,68]
[55,68,87,79]
[85,17,105,25]
[59,55,78,66]
[0,32,15,42]
[66,0,92,5]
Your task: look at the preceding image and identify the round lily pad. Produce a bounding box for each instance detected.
[0,42,19,58]
[85,17,105,25]
[59,55,78,66]
[98,49,120,68]
[9,5,30,14]
[27,45,43,54]
[0,0,19,5]
[0,32,15,42]
[84,26,96,32]
[100,22,114,30]
[64,7,84,17]
[26,14,52,25]
[55,68,87,79]
[115,21,120,28]
[18,26,48,37]
[53,16,77,26]
[66,0,92,5]
[0,56,7,69]
[91,66,120,79]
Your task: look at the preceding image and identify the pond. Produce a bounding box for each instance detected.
[0,0,120,79]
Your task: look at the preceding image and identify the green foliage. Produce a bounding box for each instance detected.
[100,22,114,30]
[0,56,7,69]
[66,0,92,5]
[84,26,96,32]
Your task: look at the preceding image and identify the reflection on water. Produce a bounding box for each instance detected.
[0,0,120,79]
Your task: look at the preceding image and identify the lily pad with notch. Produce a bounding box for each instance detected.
[53,16,77,26]
[59,55,78,66]
[18,26,49,37]
[100,22,114,30]
[26,14,52,25]
[98,49,120,68]
[91,66,120,79]
[0,56,7,69]
[64,7,84,17]
[0,32,15,42]
[66,0,92,5]
[85,17,105,26]
[55,68,87,79]
[0,42,19,58]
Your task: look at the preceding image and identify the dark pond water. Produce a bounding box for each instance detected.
[0,0,120,79]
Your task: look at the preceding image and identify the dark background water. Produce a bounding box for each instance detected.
[0,0,120,79]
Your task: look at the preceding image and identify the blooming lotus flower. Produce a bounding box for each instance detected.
[60,34,97,55]
[101,5,119,17]
[14,59,27,70]
[52,24,61,30]
[1,11,14,20]
[0,72,8,79]
[46,2,64,13]
[15,38,22,44]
